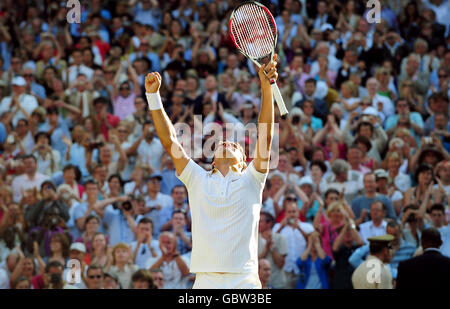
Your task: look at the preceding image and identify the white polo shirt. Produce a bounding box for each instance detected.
[359,220,388,244]
[177,159,267,274]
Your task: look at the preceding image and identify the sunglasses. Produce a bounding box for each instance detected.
[120,87,130,90]
[88,275,102,279]
[285,197,297,202]
[438,74,447,79]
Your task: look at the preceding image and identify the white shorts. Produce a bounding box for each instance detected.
[193,272,262,289]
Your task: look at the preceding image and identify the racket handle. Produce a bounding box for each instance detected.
[270,82,289,116]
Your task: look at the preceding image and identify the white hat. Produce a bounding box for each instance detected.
[69,242,86,253]
[361,106,378,116]
[290,107,304,117]
[12,76,27,87]
[268,170,286,182]
[320,23,334,32]
[297,175,315,189]
[374,169,389,179]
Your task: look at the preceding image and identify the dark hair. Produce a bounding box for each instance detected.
[260,211,275,227]
[357,121,374,135]
[84,179,99,187]
[131,269,157,289]
[171,185,187,195]
[370,200,386,212]
[354,135,372,152]
[108,174,123,187]
[87,264,104,276]
[12,276,31,289]
[310,160,327,174]
[421,228,443,249]
[430,203,445,214]
[386,218,400,230]
[17,118,28,126]
[93,96,110,106]
[305,78,316,85]
[138,217,154,227]
[84,214,100,227]
[414,164,434,183]
[40,180,56,192]
[34,131,51,144]
[23,154,37,163]
[50,233,70,258]
[45,260,63,273]
[369,240,390,255]
[324,188,339,199]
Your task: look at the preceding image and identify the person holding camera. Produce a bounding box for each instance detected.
[94,194,138,246]
[25,180,69,233]
[273,199,315,289]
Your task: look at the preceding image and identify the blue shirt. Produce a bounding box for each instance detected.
[129,51,161,73]
[351,194,397,221]
[160,168,184,195]
[38,120,70,158]
[0,122,6,145]
[348,240,416,279]
[103,205,136,246]
[66,143,90,180]
[296,255,332,289]
[72,202,107,234]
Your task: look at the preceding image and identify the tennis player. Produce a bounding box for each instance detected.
[144,55,278,289]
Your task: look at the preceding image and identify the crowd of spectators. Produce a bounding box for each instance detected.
[0,0,449,289]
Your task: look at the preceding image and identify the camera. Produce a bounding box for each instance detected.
[122,201,133,211]
[292,115,300,125]
[88,141,104,151]
[406,213,417,223]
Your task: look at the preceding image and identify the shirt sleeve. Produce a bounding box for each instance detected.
[246,160,268,187]
[176,159,205,190]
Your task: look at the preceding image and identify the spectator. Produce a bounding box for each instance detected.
[258,258,272,289]
[349,219,416,280]
[273,200,314,289]
[12,155,50,203]
[143,172,173,237]
[296,231,332,289]
[351,173,397,222]
[146,231,190,289]
[105,242,139,289]
[103,271,121,289]
[149,268,165,289]
[159,185,189,232]
[396,228,450,289]
[258,211,288,289]
[357,200,388,244]
[84,264,104,289]
[331,214,364,289]
[131,217,160,269]
[131,269,157,289]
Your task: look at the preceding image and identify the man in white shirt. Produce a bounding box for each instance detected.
[137,125,164,171]
[11,155,49,203]
[359,200,388,244]
[64,49,94,85]
[143,173,173,238]
[365,77,395,121]
[142,55,279,288]
[0,76,38,127]
[272,201,314,289]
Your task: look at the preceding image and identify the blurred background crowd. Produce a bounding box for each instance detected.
[0,0,449,289]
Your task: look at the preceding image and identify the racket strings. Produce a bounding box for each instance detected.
[231,3,276,59]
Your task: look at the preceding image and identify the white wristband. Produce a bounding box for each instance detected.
[146,92,163,110]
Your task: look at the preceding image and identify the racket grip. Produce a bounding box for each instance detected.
[270,82,289,116]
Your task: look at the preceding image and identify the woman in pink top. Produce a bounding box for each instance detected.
[112,62,141,120]
[313,191,355,259]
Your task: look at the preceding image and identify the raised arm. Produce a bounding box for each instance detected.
[145,72,189,176]
[253,55,278,174]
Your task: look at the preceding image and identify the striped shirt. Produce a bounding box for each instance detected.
[177,159,267,273]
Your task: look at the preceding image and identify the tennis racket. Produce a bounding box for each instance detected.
[229,1,288,116]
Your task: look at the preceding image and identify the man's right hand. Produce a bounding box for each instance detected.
[145,72,161,93]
